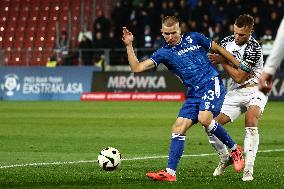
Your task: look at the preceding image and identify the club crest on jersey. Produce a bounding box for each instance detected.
[185,36,193,43]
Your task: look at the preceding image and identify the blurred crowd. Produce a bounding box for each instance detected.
[72,0,283,66]
[93,0,283,49]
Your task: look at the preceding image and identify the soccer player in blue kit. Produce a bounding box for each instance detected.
[122,16,244,182]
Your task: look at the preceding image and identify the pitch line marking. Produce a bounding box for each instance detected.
[0,148,284,169]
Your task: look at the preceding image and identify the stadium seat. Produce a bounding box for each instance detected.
[50,0,60,6]
[20,0,31,5]
[1,0,93,66]
[1,0,10,8]
[42,50,53,64]
[83,0,94,30]
[3,35,14,50]
[39,0,50,9]
[19,5,30,18]
[30,0,40,6]
[45,32,56,49]
[35,27,47,47]
[6,17,17,31]
[0,7,9,19]
[17,16,27,30]
[24,31,35,50]
[9,5,20,16]
[0,22,6,45]
[30,5,40,13]
[20,50,30,66]
[27,19,37,30]
[0,38,3,49]
[9,50,22,66]
[14,32,24,50]
[31,50,44,66]
[50,11,59,23]
[3,51,11,66]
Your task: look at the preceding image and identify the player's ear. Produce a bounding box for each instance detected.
[160,28,164,35]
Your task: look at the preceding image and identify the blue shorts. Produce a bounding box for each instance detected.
[178,76,225,124]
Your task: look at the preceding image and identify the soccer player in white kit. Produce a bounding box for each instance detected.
[259,17,284,94]
[205,14,268,181]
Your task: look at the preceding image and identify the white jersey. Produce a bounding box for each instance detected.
[264,18,284,75]
[221,35,263,90]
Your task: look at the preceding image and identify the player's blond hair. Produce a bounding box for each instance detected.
[162,16,180,27]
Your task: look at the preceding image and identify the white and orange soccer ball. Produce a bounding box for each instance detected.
[98,147,121,171]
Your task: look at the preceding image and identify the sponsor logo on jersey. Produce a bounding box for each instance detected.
[177,45,201,55]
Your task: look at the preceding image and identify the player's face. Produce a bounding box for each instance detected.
[233,24,252,46]
[161,23,181,46]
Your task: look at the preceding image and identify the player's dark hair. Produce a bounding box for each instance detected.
[162,16,180,27]
[235,14,254,29]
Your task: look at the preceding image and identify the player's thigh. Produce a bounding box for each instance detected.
[178,96,199,123]
[175,97,198,134]
[220,90,242,122]
[244,87,267,127]
[247,87,268,114]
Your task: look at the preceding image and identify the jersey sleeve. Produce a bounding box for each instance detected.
[190,32,212,51]
[220,35,234,48]
[264,18,284,75]
[240,41,263,73]
[150,48,165,67]
[243,42,262,66]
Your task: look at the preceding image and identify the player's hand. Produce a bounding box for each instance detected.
[122,27,134,46]
[258,71,274,95]
[208,53,226,65]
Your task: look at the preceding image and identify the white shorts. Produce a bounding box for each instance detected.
[221,86,268,122]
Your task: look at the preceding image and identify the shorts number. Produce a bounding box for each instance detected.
[202,90,215,100]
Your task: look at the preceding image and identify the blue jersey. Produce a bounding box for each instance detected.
[150,32,219,90]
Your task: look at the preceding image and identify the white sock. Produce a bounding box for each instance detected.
[204,126,229,163]
[166,168,176,176]
[244,127,259,174]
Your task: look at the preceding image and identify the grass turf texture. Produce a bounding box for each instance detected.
[0,101,283,188]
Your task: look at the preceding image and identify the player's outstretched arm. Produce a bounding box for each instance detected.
[211,41,240,67]
[122,27,155,72]
[210,42,249,83]
[219,61,250,83]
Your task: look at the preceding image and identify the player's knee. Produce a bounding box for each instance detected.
[199,118,211,127]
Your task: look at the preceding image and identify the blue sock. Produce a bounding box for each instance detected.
[167,133,185,171]
[207,120,236,149]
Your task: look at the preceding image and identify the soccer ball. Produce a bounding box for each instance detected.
[98,147,121,171]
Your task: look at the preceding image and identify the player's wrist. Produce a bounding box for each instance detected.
[125,43,133,48]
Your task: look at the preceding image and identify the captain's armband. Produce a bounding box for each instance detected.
[239,60,253,73]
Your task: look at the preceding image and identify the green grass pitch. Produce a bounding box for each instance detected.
[0,101,283,188]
